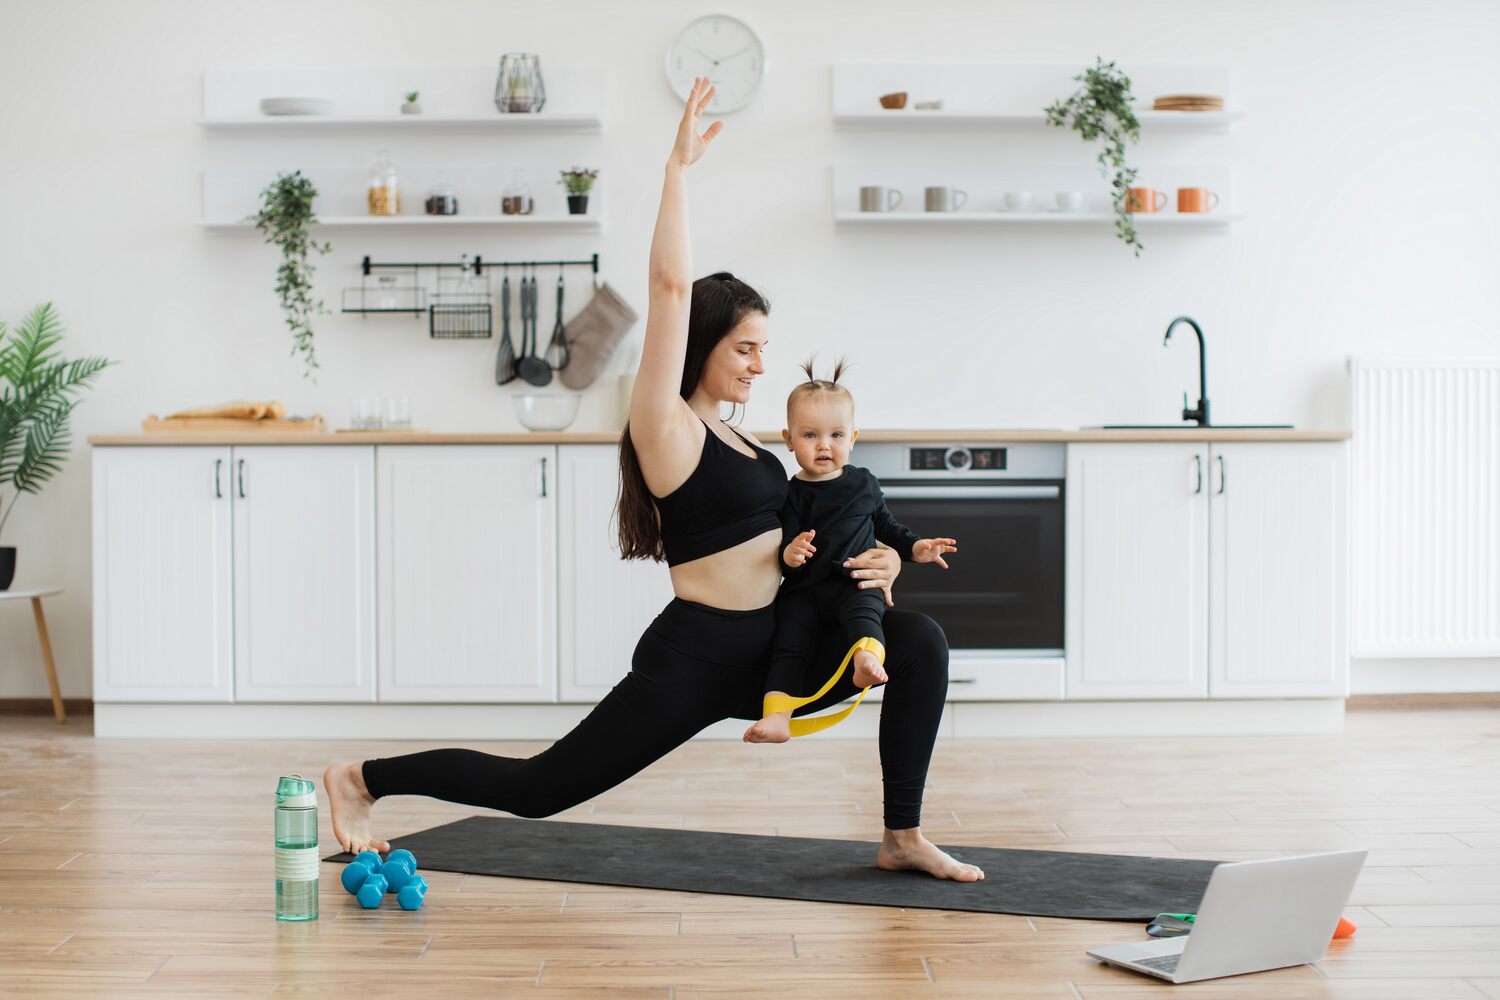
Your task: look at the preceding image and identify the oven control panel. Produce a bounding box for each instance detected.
[861,443,1065,480]
[908,446,1006,472]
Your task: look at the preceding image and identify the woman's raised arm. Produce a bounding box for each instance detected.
[630,77,723,443]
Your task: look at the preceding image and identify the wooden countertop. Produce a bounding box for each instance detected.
[89,428,1352,445]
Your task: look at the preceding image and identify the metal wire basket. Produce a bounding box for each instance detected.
[429,271,492,339]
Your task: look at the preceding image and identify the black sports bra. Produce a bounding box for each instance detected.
[652,418,788,567]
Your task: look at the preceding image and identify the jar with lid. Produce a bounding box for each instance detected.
[424,174,458,216]
[501,171,533,216]
[368,149,400,216]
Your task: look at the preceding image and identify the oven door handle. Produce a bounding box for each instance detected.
[881,485,1060,501]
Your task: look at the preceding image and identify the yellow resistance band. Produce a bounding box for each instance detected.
[762,636,886,737]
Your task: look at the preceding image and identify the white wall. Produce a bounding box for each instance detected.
[1,0,1497,699]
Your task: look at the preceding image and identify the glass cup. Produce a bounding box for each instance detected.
[353,397,383,431]
[383,396,412,430]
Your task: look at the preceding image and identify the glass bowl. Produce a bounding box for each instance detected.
[513,392,581,431]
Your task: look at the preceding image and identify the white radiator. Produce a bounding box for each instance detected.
[1349,356,1500,657]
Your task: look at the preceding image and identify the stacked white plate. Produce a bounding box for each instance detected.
[258,96,334,116]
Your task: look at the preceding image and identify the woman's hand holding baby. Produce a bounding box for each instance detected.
[912,537,958,570]
[783,530,817,568]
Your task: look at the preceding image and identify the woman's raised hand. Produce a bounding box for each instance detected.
[672,76,724,168]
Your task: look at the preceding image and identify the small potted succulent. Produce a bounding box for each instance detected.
[401,90,421,115]
[559,167,598,215]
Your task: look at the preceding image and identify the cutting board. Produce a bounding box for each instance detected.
[141,415,326,433]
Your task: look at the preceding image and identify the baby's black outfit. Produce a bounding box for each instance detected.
[766,465,920,703]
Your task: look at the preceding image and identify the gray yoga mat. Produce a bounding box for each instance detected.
[326,816,1222,921]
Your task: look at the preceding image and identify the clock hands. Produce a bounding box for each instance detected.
[679,42,756,67]
[680,42,720,66]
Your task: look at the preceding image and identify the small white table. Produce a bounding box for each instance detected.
[1,586,66,723]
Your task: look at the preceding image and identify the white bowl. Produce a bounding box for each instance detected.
[514,393,581,431]
[258,96,334,116]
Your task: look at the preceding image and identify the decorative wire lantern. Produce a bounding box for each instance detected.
[495,54,546,114]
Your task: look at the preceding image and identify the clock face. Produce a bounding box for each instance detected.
[665,14,766,113]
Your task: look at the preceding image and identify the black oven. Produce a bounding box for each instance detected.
[862,443,1065,654]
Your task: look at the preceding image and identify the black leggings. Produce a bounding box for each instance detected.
[362,596,950,829]
[767,578,888,701]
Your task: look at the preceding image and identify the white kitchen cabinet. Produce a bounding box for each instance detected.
[1208,443,1347,697]
[91,446,234,701]
[1066,441,1347,700]
[557,445,677,701]
[231,446,376,702]
[1066,444,1210,698]
[376,445,556,702]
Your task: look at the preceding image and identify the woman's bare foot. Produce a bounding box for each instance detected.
[852,649,887,688]
[323,762,390,855]
[877,827,985,882]
[744,712,792,744]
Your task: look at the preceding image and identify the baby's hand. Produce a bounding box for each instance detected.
[912,537,957,569]
[783,530,817,568]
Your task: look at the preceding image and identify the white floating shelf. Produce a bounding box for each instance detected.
[196,113,602,133]
[833,109,1242,131]
[198,215,603,233]
[834,211,1244,229]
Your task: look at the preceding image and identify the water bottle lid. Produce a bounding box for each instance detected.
[276,774,318,808]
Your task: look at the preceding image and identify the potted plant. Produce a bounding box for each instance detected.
[248,171,333,380]
[401,90,421,115]
[559,167,598,215]
[1044,58,1144,256]
[0,303,114,589]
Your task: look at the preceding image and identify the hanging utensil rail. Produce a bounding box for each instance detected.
[360,254,598,278]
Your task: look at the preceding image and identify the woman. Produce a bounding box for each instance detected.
[324,78,983,883]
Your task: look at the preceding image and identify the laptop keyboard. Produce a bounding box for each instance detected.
[1135,954,1182,974]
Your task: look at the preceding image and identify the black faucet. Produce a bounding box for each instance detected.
[1164,315,1210,426]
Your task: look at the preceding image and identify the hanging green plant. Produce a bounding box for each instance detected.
[1044,58,1144,256]
[248,171,332,379]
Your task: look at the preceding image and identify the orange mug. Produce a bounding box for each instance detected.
[1125,187,1167,213]
[1177,187,1221,213]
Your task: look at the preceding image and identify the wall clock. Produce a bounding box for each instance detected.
[665,14,766,113]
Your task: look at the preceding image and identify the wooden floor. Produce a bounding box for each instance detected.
[2,708,1499,998]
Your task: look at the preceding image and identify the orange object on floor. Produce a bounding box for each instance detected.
[1333,916,1357,939]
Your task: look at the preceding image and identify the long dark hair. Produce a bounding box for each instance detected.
[616,271,770,561]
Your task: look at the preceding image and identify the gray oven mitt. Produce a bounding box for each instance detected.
[558,281,639,390]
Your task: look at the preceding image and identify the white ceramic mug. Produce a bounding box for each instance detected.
[859,186,903,212]
[1003,191,1036,211]
[1054,191,1084,212]
[924,186,968,212]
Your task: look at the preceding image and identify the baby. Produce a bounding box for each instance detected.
[743,360,957,744]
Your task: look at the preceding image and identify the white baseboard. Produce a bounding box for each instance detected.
[94,699,1344,740]
[1352,658,1500,695]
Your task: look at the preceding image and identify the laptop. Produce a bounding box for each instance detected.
[1087,849,1366,984]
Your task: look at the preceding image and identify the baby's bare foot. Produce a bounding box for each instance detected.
[877,829,985,882]
[323,762,390,855]
[852,649,887,688]
[743,714,791,744]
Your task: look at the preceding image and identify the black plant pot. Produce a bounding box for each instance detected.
[0,547,15,590]
[566,195,589,215]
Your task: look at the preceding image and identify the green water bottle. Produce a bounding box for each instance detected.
[274,774,319,921]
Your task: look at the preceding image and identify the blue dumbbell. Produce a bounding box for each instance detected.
[341,852,383,895]
[355,872,389,909]
[397,876,429,911]
[380,858,414,892]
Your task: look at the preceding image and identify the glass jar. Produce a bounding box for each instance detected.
[424,175,458,216]
[501,171,533,216]
[367,149,400,216]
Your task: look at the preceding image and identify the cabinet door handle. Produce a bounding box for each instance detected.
[1192,455,1203,494]
[539,456,547,498]
[1216,455,1226,495]
[237,458,246,499]
[214,459,223,498]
